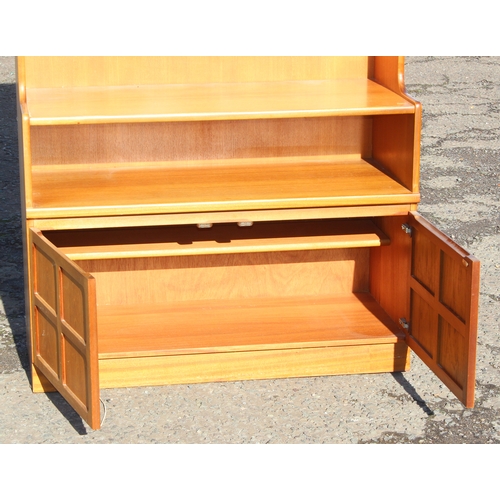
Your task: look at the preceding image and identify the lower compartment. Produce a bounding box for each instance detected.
[28,211,479,420]
[31,216,411,393]
[97,293,403,358]
[96,292,409,388]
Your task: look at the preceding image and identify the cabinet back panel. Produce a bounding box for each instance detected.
[76,248,369,306]
[30,117,370,166]
[23,56,370,89]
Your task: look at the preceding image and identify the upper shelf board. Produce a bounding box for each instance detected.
[26,79,415,125]
[28,156,420,218]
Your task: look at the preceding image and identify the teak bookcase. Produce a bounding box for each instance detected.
[16,57,480,430]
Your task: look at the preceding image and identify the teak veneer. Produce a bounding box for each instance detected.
[17,56,480,430]
[28,156,417,218]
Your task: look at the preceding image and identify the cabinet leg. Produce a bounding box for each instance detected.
[31,363,56,393]
[397,345,411,372]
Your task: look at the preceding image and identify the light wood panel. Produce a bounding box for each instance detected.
[372,114,418,191]
[98,342,410,388]
[77,248,369,306]
[29,116,368,166]
[31,364,57,393]
[22,56,372,88]
[25,78,415,125]
[18,103,33,210]
[29,156,418,218]
[97,294,403,359]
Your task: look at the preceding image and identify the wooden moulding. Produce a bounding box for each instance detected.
[30,205,415,231]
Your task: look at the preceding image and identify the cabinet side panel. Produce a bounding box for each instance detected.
[371,57,421,193]
[372,57,404,95]
[370,216,411,326]
[371,115,417,192]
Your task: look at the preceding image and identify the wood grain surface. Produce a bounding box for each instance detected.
[29,156,418,218]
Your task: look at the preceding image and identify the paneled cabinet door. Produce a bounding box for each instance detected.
[406,212,480,408]
[30,229,100,429]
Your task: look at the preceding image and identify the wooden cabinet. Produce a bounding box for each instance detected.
[17,57,480,430]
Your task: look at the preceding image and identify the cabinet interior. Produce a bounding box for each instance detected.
[28,115,418,217]
[37,217,407,361]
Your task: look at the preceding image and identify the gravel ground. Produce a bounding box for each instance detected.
[0,56,499,445]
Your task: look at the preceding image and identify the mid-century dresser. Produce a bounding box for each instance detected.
[16,57,480,429]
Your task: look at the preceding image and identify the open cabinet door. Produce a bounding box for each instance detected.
[406,212,480,407]
[29,229,100,429]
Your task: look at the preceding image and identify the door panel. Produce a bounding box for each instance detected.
[30,229,100,429]
[407,212,479,407]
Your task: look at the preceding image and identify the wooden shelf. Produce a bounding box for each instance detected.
[97,293,404,359]
[45,219,389,260]
[26,79,415,126]
[29,156,419,218]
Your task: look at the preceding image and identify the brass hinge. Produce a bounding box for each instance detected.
[399,318,409,330]
[401,223,412,236]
